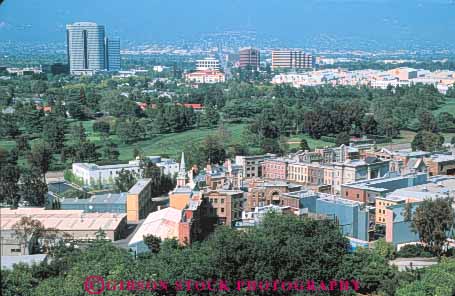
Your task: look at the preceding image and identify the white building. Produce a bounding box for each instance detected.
[185,70,225,84]
[72,156,179,186]
[196,57,220,71]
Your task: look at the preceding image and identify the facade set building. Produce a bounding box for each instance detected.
[0,208,127,256]
[66,22,120,75]
[71,156,179,187]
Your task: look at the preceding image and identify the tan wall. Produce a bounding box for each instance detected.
[127,194,139,222]
[170,193,191,210]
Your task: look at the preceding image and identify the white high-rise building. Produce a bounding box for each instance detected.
[66,22,121,75]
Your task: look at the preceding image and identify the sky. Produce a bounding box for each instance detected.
[0,0,454,48]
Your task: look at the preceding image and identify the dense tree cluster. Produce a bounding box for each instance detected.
[2,213,448,296]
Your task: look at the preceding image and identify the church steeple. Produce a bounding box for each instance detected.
[177,152,187,187]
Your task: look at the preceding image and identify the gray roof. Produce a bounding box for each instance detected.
[128,179,152,195]
[61,192,127,205]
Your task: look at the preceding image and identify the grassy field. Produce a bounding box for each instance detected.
[434,98,455,116]
[0,121,247,162]
[288,134,334,150]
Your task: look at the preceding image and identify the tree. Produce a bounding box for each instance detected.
[101,141,119,161]
[396,258,455,296]
[143,234,162,253]
[15,135,30,155]
[20,170,48,207]
[92,120,110,137]
[41,115,66,153]
[27,141,52,182]
[114,169,137,192]
[451,136,455,145]
[417,110,438,132]
[373,238,395,260]
[411,131,444,152]
[70,122,86,145]
[335,132,350,146]
[337,248,399,296]
[300,138,310,151]
[0,149,21,207]
[411,198,454,257]
[361,114,378,135]
[12,217,45,255]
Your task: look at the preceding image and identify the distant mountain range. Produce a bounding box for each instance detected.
[0,0,454,50]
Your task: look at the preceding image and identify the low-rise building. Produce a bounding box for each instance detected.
[235,154,276,179]
[246,180,301,211]
[185,70,225,84]
[424,154,455,176]
[204,190,244,226]
[0,208,127,256]
[72,156,179,187]
[341,172,428,204]
[60,192,127,214]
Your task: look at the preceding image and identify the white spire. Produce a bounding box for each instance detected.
[179,152,186,173]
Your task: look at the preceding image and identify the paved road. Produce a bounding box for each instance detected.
[389,257,438,271]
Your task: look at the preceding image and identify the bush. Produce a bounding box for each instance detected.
[396,244,434,258]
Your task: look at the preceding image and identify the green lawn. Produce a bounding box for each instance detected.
[434,98,455,116]
[113,123,247,161]
[288,134,334,150]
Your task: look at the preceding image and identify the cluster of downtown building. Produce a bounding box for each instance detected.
[66,22,121,75]
[2,141,455,260]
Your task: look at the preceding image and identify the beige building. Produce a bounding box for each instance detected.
[375,195,406,224]
[127,178,154,223]
[0,208,127,256]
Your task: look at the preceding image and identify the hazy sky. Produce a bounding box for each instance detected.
[0,0,454,46]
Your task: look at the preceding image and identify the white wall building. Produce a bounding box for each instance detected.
[72,156,179,186]
[196,57,220,71]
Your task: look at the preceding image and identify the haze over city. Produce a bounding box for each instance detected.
[1,0,455,49]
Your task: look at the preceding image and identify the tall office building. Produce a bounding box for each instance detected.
[239,47,260,70]
[272,50,315,70]
[66,22,120,75]
[105,38,121,71]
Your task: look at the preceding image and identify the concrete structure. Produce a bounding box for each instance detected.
[185,70,225,84]
[0,208,127,255]
[60,192,127,214]
[127,179,154,223]
[204,190,244,226]
[196,57,220,71]
[235,154,276,179]
[272,50,315,70]
[239,47,260,70]
[71,156,179,187]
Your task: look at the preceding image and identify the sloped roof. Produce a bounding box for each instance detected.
[128,207,182,245]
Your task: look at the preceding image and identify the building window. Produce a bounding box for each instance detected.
[221,199,224,204]
[221,208,225,213]
[356,194,360,199]
[10,248,21,253]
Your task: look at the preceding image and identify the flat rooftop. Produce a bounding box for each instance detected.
[61,192,127,205]
[128,179,152,195]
